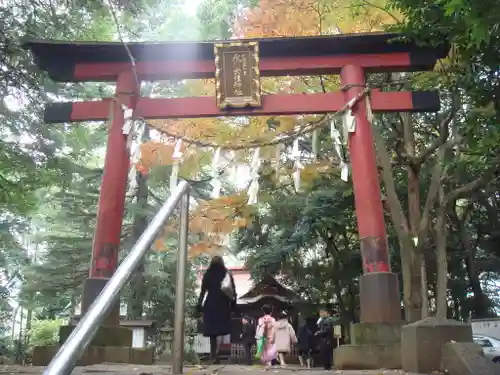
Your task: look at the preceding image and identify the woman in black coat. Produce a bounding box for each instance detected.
[297,323,313,368]
[197,256,236,363]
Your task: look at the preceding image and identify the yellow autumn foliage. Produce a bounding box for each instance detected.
[152,194,255,254]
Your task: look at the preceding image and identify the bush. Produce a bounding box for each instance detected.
[28,319,65,348]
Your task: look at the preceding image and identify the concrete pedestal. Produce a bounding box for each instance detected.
[31,276,146,367]
[59,325,133,346]
[335,322,402,369]
[401,317,473,373]
[335,271,402,370]
[32,326,150,366]
[32,345,154,366]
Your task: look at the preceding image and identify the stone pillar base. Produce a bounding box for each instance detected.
[81,277,120,326]
[32,345,154,366]
[401,317,473,373]
[350,322,402,344]
[335,343,401,369]
[335,322,402,369]
[359,272,401,323]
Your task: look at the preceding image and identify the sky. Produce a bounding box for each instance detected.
[183,0,203,15]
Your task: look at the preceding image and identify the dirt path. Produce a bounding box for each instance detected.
[0,363,426,375]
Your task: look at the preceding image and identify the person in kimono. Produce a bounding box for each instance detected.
[273,311,297,368]
[256,305,276,369]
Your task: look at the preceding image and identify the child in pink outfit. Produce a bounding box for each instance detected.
[256,305,276,368]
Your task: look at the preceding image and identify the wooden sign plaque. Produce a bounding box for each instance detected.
[214,41,261,109]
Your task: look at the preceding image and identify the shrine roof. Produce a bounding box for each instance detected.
[23,32,449,82]
[239,274,300,303]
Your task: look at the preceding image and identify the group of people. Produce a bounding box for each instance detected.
[240,306,335,370]
[197,256,336,369]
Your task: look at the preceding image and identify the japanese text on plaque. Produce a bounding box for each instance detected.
[231,52,249,96]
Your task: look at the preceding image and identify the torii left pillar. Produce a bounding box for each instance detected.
[57,72,147,363]
[81,71,138,326]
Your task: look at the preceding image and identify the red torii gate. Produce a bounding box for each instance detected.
[24,32,446,364]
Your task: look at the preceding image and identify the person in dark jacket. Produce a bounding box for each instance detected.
[315,308,334,370]
[240,316,255,365]
[297,322,313,368]
[197,256,237,363]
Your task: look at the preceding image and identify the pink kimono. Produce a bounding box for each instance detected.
[257,314,277,363]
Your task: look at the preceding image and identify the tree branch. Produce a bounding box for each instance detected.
[446,163,500,203]
[415,96,458,165]
[417,146,446,247]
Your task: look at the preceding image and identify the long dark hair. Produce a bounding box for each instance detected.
[203,256,227,287]
[208,255,225,269]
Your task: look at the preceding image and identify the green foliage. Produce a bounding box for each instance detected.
[389,0,500,126]
[27,319,65,348]
[197,0,259,39]
[0,287,12,336]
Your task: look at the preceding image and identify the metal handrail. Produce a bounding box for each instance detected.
[172,192,189,374]
[44,180,190,375]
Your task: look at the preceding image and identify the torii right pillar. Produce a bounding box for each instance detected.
[335,65,403,370]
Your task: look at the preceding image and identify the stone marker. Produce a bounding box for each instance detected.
[441,341,498,375]
[401,317,473,373]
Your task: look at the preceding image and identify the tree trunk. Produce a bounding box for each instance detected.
[373,106,451,322]
[421,257,429,318]
[373,121,421,322]
[452,207,490,318]
[127,124,150,320]
[16,308,23,364]
[462,229,490,317]
[23,308,32,365]
[435,185,448,318]
[402,112,427,321]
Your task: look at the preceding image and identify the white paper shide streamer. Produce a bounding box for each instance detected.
[342,109,356,144]
[127,124,145,193]
[121,104,134,137]
[339,161,349,182]
[292,138,303,192]
[312,129,318,156]
[228,150,237,180]
[331,118,350,182]
[211,147,222,198]
[275,143,283,184]
[366,96,374,124]
[247,148,261,205]
[121,105,143,195]
[170,139,183,191]
[330,119,343,158]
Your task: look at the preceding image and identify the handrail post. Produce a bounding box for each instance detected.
[43,181,190,375]
[172,191,190,374]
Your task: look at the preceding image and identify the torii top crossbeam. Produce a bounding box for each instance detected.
[25,31,447,82]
